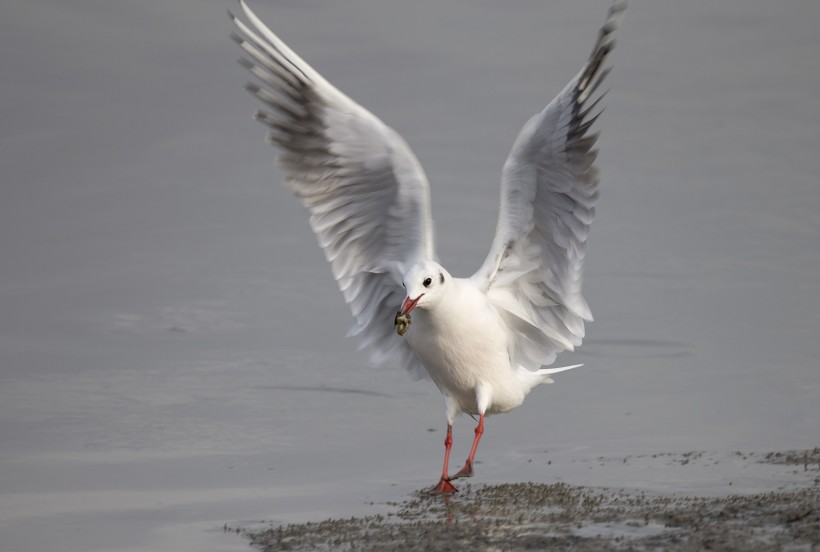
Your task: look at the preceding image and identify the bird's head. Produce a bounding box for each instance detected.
[400,261,451,315]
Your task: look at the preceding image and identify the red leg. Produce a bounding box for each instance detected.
[451,413,484,480]
[430,424,458,493]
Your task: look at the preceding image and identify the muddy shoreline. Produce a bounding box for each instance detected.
[238,449,819,551]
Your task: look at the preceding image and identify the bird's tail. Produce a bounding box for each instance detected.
[517,364,582,392]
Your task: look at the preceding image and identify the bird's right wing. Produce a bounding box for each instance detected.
[230,1,435,379]
[472,1,626,371]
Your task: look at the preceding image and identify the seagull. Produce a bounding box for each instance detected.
[230,0,626,493]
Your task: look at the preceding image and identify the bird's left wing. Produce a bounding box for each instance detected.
[230,1,435,379]
[471,1,626,371]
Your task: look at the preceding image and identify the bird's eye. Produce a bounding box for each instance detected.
[423,277,432,288]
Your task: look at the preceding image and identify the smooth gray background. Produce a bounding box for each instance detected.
[2,1,818,551]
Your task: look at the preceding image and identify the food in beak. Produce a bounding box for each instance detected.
[395,294,423,336]
[394,311,411,336]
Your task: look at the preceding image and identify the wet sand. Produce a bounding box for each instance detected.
[239,449,819,551]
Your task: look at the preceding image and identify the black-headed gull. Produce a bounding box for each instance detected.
[231,0,626,493]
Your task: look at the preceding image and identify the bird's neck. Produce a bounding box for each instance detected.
[418,280,482,333]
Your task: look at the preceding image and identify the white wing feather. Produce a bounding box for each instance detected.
[230,0,434,379]
[472,1,627,371]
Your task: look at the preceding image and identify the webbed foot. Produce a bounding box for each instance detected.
[450,460,474,480]
[428,478,458,494]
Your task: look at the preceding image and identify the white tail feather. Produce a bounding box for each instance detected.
[538,363,582,376]
[518,363,582,392]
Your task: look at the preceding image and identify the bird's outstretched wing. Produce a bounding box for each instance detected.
[472,1,626,371]
[230,0,435,378]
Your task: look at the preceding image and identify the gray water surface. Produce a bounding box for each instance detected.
[1,1,819,551]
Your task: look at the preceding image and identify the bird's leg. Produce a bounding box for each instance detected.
[451,413,484,480]
[430,424,458,493]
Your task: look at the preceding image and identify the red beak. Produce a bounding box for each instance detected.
[400,294,424,315]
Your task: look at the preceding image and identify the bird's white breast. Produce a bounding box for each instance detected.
[405,280,526,415]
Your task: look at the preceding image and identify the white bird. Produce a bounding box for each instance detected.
[230,0,626,493]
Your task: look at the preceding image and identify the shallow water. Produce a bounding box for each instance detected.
[1,1,819,551]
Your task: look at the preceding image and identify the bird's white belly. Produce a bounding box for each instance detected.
[406,300,525,415]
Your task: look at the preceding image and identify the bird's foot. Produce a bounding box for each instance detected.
[450,460,473,480]
[429,478,458,494]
